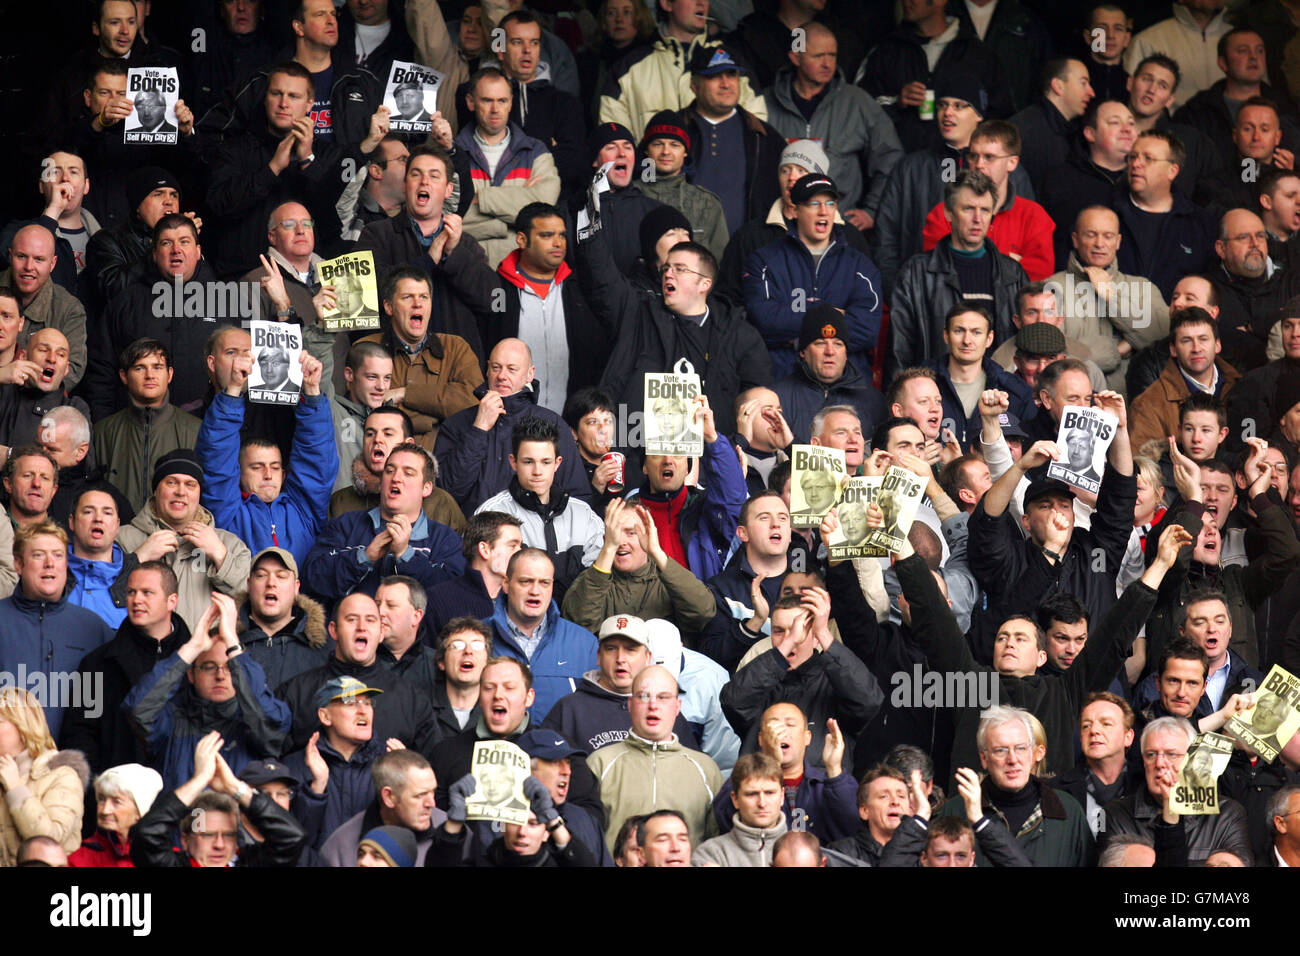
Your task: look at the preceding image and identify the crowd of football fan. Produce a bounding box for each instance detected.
[1,0,1300,870]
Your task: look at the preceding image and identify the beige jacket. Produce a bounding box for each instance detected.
[0,749,90,867]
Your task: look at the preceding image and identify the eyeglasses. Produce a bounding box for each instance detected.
[276,219,315,230]
[333,696,374,709]
[800,199,837,210]
[631,692,678,704]
[380,155,409,166]
[448,639,486,652]
[1225,232,1267,244]
[1125,153,1172,165]
[967,151,1012,163]
[191,829,238,841]
[193,662,231,675]
[1141,749,1188,763]
[659,263,708,279]
[987,744,1032,760]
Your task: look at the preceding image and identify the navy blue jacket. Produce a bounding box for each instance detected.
[772,357,887,444]
[124,650,291,790]
[701,549,787,673]
[197,391,338,567]
[0,591,114,740]
[238,594,332,692]
[743,228,884,379]
[432,383,592,515]
[924,353,1037,451]
[301,507,464,602]
[484,596,598,724]
[425,569,497,643]
[1114,185,1216,303]
[713,760,860,843]
[285,735,384,849]
[541,672,698,753]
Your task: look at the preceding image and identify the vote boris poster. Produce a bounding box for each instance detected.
[466,740,530,826]
[383,60,443,134]
[247,320,303,405]
[576,162,613,241]
[643,364,703,457]
[317,251,380,331]
[789,444,846,529]
[864,466,926,553]
[1046,405,1117,495]
[826,476,885,559]
[124,67,179,144]
[1224,664,1300,763]
[1169,733,1233,815]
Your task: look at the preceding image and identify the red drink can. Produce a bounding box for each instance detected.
[602,452,625,493]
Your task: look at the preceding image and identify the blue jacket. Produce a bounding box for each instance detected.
[301,507,465,602]
[771,357,887,445]
[924,354,1038,451]
[124,650,292,790]
[484,595,597,724]
[742,227,883,378]
[625,434,749,582]
[713,761,860,843]
[284,735,384,849]
[66,544,129,630]
[196,391,338,567]
[0,591,114,739]
[701,549,787,673]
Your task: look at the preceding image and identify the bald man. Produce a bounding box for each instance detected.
[2,225,87,389]
[433,337,593,513]
[1214,207,1298,371]
[0,327,91,467]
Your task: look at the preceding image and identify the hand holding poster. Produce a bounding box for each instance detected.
[644,361,703,457]
[1046,405,1117,495]
[124,67,180,144]
[316,251,380,331]
[826,476,885,558]
[383,61,443,134]
[789,444,847,528]
[1169,732,1233,815]
[248,320,303,405]
[465,740,531,825]
[576,162,613,241]
[1224,665,1300,763]
[864,466,926,553]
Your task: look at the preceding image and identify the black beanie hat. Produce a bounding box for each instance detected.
[639,204,694,265]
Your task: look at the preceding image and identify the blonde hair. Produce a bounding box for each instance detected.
[0,688,56,757]
[1134,455,1164,497]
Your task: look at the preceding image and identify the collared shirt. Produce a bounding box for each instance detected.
[1205,654,1231,711]
[356,507,430,564]
[1277,847,1291,867]
[1180,361,1220,396]
[506,613,547,660]
[408,215,444,249]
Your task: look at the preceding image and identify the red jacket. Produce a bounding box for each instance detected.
[68,830,134,867]
[921,193,1056,281]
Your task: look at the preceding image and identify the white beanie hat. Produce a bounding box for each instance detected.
[779,139,830,176]
[95,763,165,816]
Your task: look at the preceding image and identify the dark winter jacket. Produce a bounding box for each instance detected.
[425,569,498,639]
[560,181,664,279]
[1009,97,1081,195]
[238,593,331,692]
[283,735,385,849]
[124,649,291,789]
[58,613,187,774]
[700,549,787,673]
[681,103,785,226]
[772,358,886,445]
[1213,261,1300,373]
[939,778,1094,866]
[889,238,1027,380]
[300,506,464,602]
[425,819,598,867]
[432,382,592,515]
[275,654,441,759]
[925,353,1037,450]
[714,760,859,843]
[1101,788,1253,865]
[130,790,306,868]
[743,227,884,379]
[878,811,1033,866]
[1114,186,1216,303]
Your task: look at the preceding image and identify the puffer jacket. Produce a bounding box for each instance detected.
[763,68,903,214]
[693,814,787,866]
[196,392,337,567]
[0,748,90,867]
[93,402,202,513]
[541,670,698,754]
[560,554,717,634]
[743,227,883,379]
[587,730,724,851]
[433,381,592,514]
[356,329,483,450]
[455,122,562,268]
[485,595,598,724]
[116,501,252,634]
[772,358,887,444]
[597,29,768,136]
[637,173,730,260]
[238,593,330,692]
[1101,789,1252,865]
[888,237,1027,381]
[65,543,131,630]
[124,650,291,790]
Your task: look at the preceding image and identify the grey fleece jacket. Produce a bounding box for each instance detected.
[692,815,788,866]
